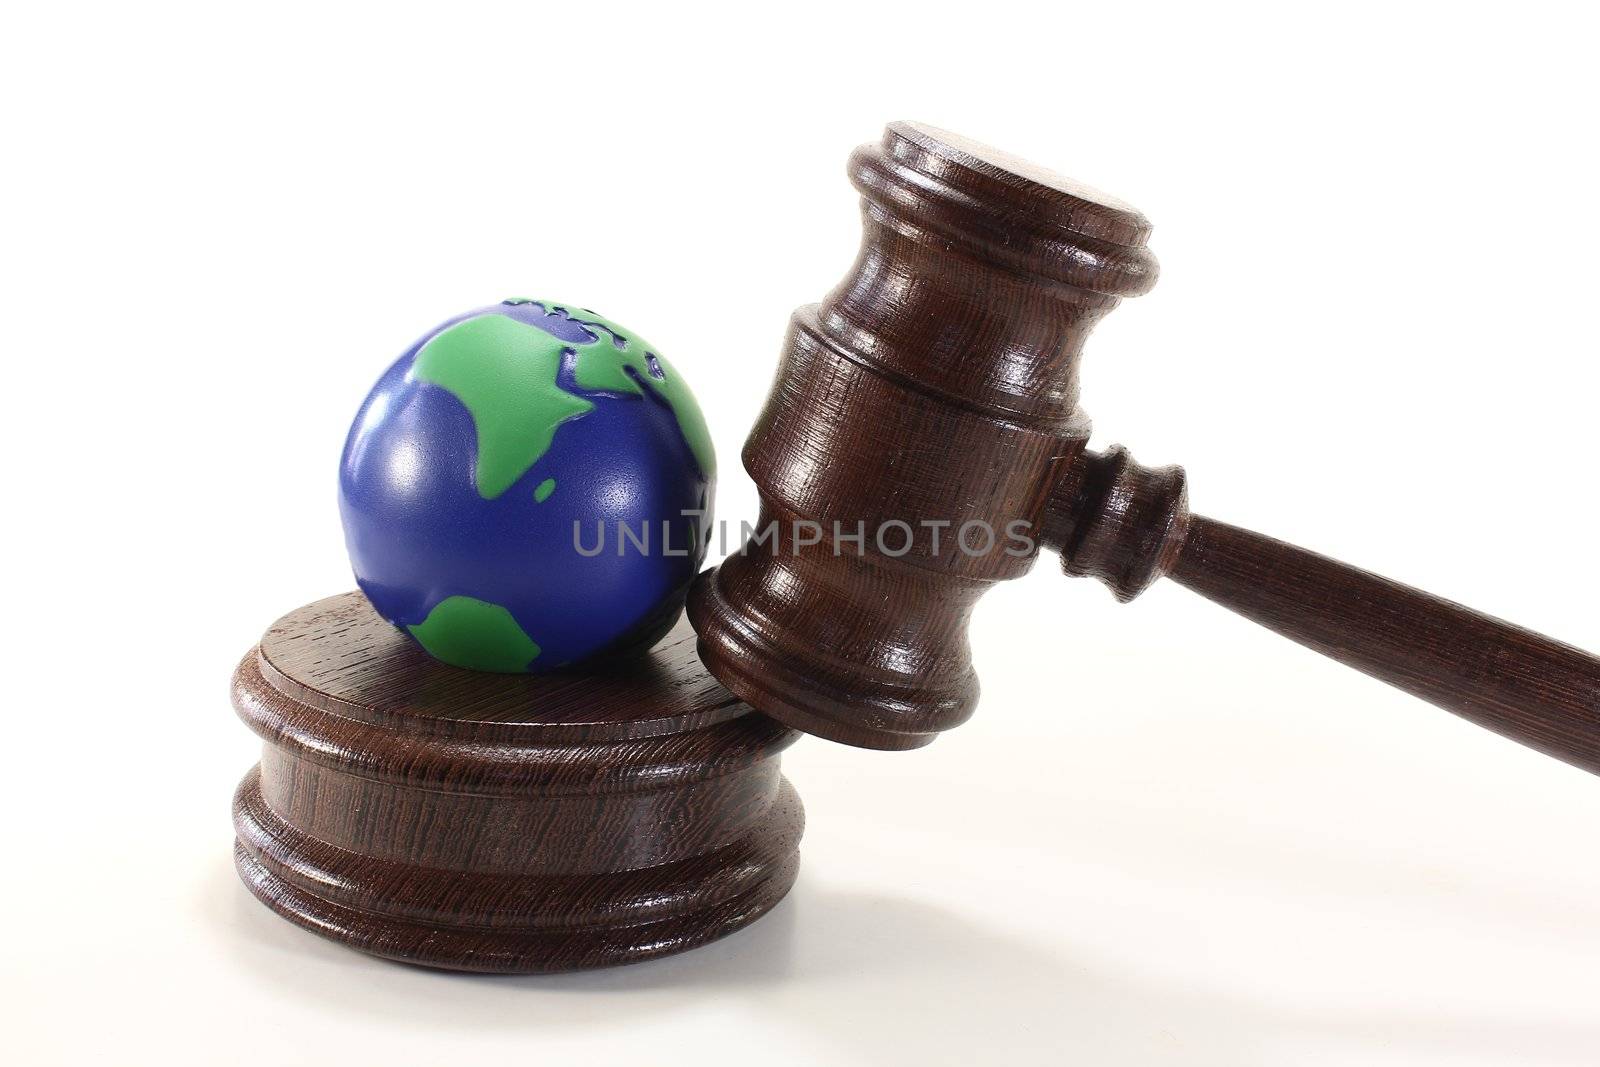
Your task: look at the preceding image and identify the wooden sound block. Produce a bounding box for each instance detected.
[231,593,804,974]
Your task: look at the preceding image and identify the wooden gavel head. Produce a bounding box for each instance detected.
[689,121,1600,763]
[688,121,1166,749]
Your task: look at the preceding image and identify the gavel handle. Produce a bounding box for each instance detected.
[1049,446,1600,776]
[1174,516,1600,773]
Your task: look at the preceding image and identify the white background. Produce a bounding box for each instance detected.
[4,2,1598,1064]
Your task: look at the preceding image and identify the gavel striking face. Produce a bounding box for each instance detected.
[687,121,1600,766]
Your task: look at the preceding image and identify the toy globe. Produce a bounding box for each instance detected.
[339,299,715,672]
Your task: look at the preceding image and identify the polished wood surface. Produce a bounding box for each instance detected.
[232,593,804,973]
[1047,446,1600,774]
[690,120,1152,749]
[689,120,1600,765]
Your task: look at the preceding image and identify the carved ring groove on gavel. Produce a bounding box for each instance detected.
[687,120,1600,766]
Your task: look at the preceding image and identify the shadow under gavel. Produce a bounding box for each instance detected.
[687,120,1600,765]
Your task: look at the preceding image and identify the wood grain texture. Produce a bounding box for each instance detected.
[689,121,1155,749]
[690,120,1600,767]
[1170,517,1600,775]
[231,593,804,973]
[1044,446,1600,775]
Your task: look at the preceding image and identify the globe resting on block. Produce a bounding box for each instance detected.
[339,299,715,672]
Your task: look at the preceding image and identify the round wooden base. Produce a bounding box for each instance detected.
[231,593,805,974]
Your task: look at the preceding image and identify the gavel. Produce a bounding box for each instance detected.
[687,120,1600,768]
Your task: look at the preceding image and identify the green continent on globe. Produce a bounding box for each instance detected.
[407,596,542,672]
[516,300,717,482]
[411,315,594,500]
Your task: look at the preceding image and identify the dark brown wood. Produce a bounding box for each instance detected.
[689,120,1600,767]
[1171,516,1600,775]
[1047,445,1600,773]
[232,593,804,973]
[690,121,1154,749]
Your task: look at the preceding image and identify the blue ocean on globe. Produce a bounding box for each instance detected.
[339,299,715,672]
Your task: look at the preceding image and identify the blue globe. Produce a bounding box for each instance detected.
[339,299,715,672]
